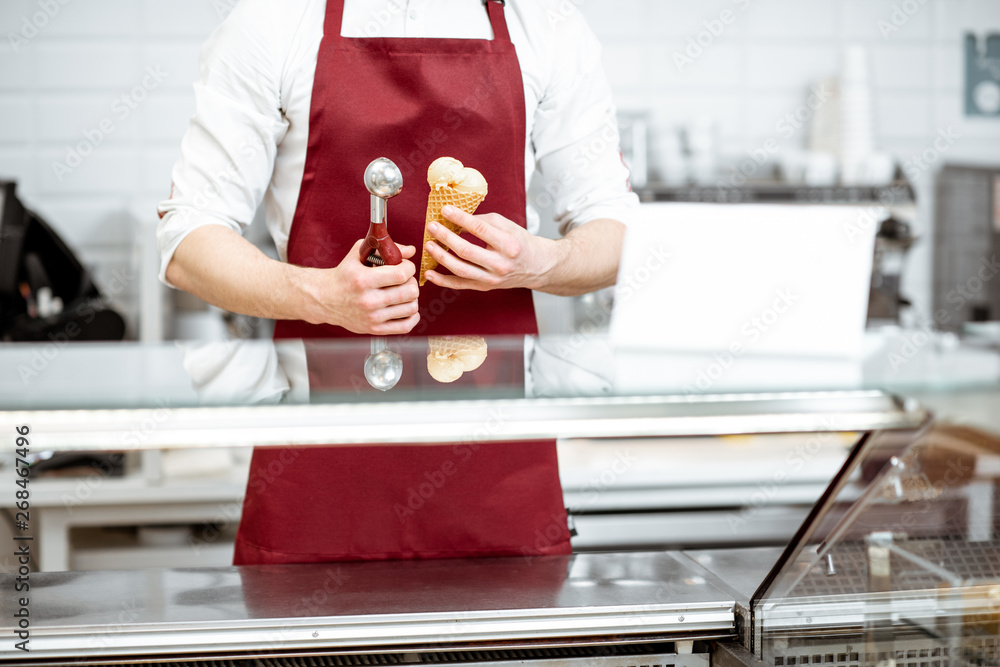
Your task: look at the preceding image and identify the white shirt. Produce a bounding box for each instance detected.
[156,0,640,286]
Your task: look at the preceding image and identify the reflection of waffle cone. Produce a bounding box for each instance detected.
[427,335,488,383]
[419,188,487,286]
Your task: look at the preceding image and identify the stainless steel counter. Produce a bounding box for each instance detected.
[0,551,768,661]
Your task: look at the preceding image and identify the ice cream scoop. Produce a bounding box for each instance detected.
[361,157,403,267]
[453,167,488,195]
[427,157,464,190]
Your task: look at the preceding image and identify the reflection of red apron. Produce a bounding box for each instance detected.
[233,0,570,564]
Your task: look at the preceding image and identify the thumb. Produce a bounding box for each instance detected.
[340,238,367,267]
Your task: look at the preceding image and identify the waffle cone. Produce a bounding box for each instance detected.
[419,187,487,286]
[428,335,487,358]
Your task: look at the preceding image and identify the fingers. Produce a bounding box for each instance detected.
[340,239,416,287]
[366,259,416,288]
[370,311,420,336]
[424,270,490,292]
[426,221,503,272]
[376,298,420,322]
[423,240,500,286]
[441,206,514,253]
[379,278,420,308]
[354,287,419,333]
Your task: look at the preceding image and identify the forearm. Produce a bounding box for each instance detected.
[533,219,625,297]
[165,225,319,322]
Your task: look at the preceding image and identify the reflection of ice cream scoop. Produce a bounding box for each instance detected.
[427,336,488,383]
[427,157,464,190]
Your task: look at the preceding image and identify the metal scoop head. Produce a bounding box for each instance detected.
[364,158,403,199]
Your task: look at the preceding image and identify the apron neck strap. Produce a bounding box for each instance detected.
[323,0,513,45]
[485,1,512,44]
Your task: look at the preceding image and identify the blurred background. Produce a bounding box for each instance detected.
[1,0,999,339]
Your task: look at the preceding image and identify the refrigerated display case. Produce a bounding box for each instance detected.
[0,333,997,666]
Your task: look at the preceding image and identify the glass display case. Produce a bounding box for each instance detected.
[0,332,998,665]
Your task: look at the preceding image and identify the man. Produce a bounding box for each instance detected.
[158,0,639,564]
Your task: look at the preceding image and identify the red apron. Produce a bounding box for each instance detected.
[233,0,571,564]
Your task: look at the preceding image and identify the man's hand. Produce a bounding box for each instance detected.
[302,238,420,335]
[422,206,625,297]
[422,205,560,292]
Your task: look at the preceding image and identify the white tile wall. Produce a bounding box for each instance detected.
[0,0,222,336]
[0,0,998,330]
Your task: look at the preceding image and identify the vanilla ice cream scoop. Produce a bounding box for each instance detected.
[427,157,464,190]
[453,167,488,196]
[426,158,488,196]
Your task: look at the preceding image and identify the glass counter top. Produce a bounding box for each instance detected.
[0,330,973,450]
[1,330,997,412]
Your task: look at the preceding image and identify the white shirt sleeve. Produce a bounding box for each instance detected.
[530,8,640,237]
[155,0,290,287]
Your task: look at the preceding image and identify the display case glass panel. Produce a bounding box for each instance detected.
[752,424,1000,666]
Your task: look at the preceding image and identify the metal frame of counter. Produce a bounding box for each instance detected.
[0,390,926,451]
